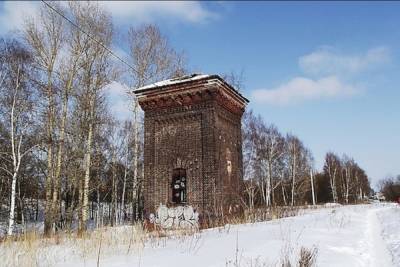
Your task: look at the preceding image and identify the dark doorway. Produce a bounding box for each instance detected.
[171,168,186,204]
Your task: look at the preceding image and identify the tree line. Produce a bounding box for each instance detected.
[242,110,372,210]
[0,2,185,236]
[379,175,400,202]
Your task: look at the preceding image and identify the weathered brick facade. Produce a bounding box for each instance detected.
[134,74,248,217]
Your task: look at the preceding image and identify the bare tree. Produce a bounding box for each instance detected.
[68,2,116,234]
[50,6,89,228]
[242,110,257,210]
[24,2,65,235]
[341,155,353,204]
[285,134,312,206]
[260,124,285,206]
[0,39,38,235]
[323,152,340,203]
[222,70,245,91]
[128,24,186,88]
[379,175,400,202]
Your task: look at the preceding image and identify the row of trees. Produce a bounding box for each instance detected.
[379,175,400,201]
[0,2,185,236]
[321,152,370,204]
[242,111,371,209]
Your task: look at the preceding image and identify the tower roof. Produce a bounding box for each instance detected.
[133,73,249,114]
[134,73,249,103]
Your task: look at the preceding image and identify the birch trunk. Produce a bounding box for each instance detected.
[281,182,287,206]
[7,73,23,235]
[44,75,56,236]
[52,71,75,228]
[290,143,296,206]
[8,171,19,235]
[8,82,19,236]
[132,99,139,221]
[266,161,272,207]
[329,167,338,203]
[121,167,127,223]
[80,109,93,234]
[310,169,316,206]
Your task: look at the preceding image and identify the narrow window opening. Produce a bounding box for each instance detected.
[171,168,186,204]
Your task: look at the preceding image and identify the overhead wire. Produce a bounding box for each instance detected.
[41,0,138,75]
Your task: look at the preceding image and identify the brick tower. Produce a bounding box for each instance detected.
[134,74,249,217]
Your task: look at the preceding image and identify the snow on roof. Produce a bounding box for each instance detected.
[135,73,211,92]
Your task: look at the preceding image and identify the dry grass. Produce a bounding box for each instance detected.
[0,223,147,267]
[201,205,316,230]
[297,247,318,267]
[0,221,206,267]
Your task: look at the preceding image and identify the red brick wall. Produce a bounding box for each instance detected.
[141,86,245,217]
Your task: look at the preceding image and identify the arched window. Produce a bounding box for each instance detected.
[171,168,186,204]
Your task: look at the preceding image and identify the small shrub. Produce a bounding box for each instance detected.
[297,246,318,267]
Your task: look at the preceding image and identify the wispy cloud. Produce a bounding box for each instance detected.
[0,1,216,35]
[0,1,39,35]
[299,46,390,76]
[99,1,217,24]
[252,76,358,105]
[252,46,390,105]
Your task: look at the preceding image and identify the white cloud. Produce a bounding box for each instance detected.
[0,1,216,35]
[0,1,39,35]
[99,1,216,24]
[252,46,389,105]
[252,76,358,105]
[299,46,390,76]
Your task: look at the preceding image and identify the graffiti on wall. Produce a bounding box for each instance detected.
[149,204,199,229]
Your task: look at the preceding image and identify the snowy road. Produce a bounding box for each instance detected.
[55,203,399,267]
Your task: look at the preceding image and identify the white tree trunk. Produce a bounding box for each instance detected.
[8,172,18,235]
[290,143,296,206]
[329,167,338,203]
[120,168,127,224]
[266,161,272,207]
[310,169,316,206]
[132,99,139,221]
[80,114,93,233]
[8,78,21,236]
[345,168,350,204]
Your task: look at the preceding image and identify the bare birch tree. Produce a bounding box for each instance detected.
[24,3,64,235]
[324,152,340,203]
[242,110,258,210]
[68,2,116,234]
[0,39,38,235]
[285,134,311,206]
[260,124,284,206]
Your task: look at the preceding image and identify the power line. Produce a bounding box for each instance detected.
[41,0,138,75]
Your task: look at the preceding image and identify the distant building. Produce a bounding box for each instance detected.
[375,192,386,201]
[134,74,249,218]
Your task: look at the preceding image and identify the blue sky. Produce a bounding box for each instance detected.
[1,1,399,186]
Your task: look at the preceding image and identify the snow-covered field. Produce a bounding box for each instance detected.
[2,203,399,267]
